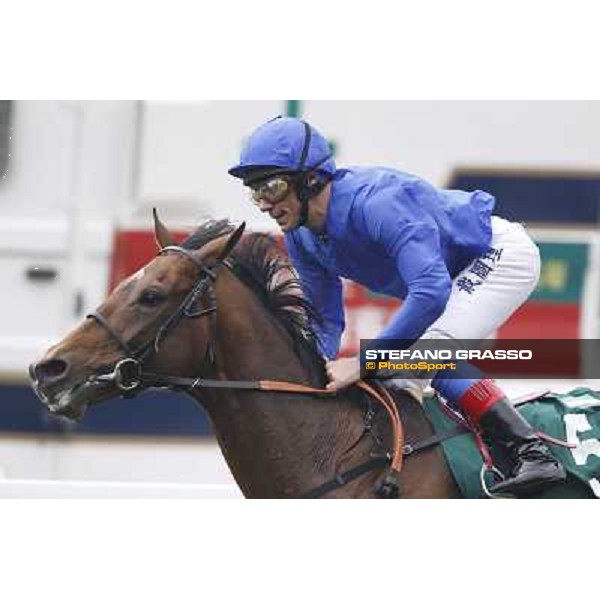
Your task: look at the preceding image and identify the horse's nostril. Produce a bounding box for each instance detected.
[34,358,70,383]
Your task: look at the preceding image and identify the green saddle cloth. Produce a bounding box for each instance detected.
[422,387,600,499]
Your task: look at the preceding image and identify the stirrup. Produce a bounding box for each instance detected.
[480,464,516,499]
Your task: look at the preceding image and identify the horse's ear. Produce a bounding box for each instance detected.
[153,207,176,249]
[219,222,246,261]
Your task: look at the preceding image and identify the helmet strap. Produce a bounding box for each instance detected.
[293,171,318,228]
[294,170,333,229]
[298,196,311,227]
[292,120,334,229]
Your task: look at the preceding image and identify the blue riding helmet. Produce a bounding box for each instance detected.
[228,117,337,183]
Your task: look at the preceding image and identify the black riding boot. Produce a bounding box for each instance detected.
[479,399,566,496]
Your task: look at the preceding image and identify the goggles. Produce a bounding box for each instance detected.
[249,176,292,207]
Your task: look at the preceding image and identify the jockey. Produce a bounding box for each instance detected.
[228,115,566,497]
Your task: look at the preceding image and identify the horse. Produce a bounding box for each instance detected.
[30,211,492,499]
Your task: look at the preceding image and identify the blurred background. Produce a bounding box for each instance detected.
[1,100,599,496]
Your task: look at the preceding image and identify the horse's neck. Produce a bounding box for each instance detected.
[192,275,365,498]
[188,273,457,498]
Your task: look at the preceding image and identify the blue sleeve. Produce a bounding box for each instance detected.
[361,183,452,345]
[285,234,345,359]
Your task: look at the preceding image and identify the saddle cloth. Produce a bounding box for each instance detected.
[422,387,600,498]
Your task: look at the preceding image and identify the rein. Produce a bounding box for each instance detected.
[83,242,433,498]
[91,356,410,497]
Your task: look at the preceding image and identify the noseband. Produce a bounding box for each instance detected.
[86,246,222,394]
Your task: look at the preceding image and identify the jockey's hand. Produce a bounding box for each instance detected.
[325,357,361,392]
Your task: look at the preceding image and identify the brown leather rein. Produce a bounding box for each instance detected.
[85,244,407,498]
[88,356,407,497]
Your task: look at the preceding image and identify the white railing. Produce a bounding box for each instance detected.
[0,478,243,498]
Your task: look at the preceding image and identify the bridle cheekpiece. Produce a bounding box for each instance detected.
[86,245,224,395]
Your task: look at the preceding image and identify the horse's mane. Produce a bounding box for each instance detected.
[180,219,237,251]
[181,220,327,384]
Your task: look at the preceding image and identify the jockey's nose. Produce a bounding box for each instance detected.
[30,357,70,386]
[256,199,273,212]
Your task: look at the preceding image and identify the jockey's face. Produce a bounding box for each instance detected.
[249,175,302,232]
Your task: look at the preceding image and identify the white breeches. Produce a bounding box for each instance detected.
[386,216,541,397]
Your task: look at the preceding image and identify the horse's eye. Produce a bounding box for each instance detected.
[138,289,166,307]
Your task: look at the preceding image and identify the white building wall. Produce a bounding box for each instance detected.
[136,100,282,229]
[0,101,139,374]
[138,100,600,229]
[0,101,138,218]
[307,100,600,182]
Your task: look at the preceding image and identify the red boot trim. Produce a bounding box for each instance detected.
[457,379,505,424]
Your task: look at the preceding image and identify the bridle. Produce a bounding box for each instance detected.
[86,245,222,394]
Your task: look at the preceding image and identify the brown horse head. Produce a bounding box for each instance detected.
[29,212,245,420]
